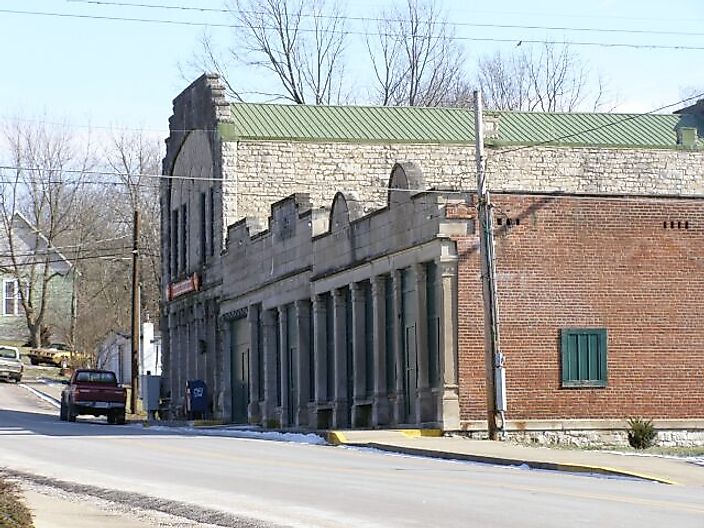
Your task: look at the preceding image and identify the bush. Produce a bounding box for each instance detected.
[627,417,657,449]
[0,479,34,528]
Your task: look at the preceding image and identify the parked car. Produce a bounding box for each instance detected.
[28,342,88,368]
[60,369,127,424]
[0,345,23,382]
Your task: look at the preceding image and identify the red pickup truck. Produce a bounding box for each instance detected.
[59,369,127,425]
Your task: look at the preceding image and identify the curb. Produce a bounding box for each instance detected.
[18,382,60,408]
[361,443,678,485]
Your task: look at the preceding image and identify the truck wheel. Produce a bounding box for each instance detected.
[13,375,21,383]
[107,411,115,425]
[67,404,77,422]
[115,411,126,425]
[30,357,39,366]
[59,400,67,421]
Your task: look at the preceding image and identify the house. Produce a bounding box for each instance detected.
[0,212,74,344]
[95,322,162,385]
[159,74,704,444]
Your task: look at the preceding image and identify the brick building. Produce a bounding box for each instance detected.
[160,75,704,444]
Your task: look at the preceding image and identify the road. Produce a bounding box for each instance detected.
[0,381,703,528]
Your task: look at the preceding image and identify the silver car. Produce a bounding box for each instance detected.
[0,345,23,382]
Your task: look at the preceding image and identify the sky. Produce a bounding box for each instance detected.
[1,0,704,147]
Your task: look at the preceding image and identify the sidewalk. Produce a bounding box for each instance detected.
[328,429,704,487]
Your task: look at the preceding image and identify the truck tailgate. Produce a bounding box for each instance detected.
[74,383,125,403]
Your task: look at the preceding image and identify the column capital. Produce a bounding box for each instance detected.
[295,298,311,311]
[439,257,458,278]
[312,294,326,312]
[262,308,277,327]
[247,304,259,323]
[413,261,427,281]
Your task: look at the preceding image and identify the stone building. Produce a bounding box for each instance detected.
[161,75,704,443]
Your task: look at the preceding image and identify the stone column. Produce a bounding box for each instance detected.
[439,257,460,430]
[247,305,261,424]
[261,308,278,427]
[295,299,312,427]
[392,270,405,425]
[312,294,329,428]
[414,262,434,424]
[371,276,392,426]
[332,288,350,429]
[350,282,367,427]
[167,312,178,418]
[277,306,290,427]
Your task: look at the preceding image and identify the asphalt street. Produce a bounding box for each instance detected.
[1,381,703,527]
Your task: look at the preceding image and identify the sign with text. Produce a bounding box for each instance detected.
[168,273,200,301]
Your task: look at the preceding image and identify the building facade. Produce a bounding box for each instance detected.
[160,75,704,443]
[0,213,74,344]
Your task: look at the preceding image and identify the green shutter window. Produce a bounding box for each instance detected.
[560,328,607,388]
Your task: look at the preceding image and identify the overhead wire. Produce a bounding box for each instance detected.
[65,0,704,39]
[2,8,704,50]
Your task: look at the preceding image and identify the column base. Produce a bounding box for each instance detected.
[372,394,393,426]
[333,400,351,429]
[441,387,460,431]
[248,401,262,426]
[416,387,436,424]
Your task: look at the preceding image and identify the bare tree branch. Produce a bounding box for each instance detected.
[477,41,609,112]
[367,0,467,107]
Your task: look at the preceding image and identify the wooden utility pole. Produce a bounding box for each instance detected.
[474,91,505,440]
[130,209,141,414]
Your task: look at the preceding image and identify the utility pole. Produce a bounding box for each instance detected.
[474,90,506,441]
[130,209,141,415]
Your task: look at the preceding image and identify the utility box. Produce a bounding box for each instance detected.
[185,379,208,419]
[141,375,161,412]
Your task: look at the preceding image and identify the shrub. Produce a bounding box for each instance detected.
[627,417,657,449]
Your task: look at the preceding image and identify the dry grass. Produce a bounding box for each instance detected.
[0,479,34,528]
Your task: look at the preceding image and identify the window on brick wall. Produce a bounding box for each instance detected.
[560,328,607,388]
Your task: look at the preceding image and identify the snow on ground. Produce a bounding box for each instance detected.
[144,425,328,445]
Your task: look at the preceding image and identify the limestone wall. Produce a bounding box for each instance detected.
[226,140,704,225]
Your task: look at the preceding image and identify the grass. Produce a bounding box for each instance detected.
[0,479,34,528]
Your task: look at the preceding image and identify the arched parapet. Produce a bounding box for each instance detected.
[387,162,425,207]
[329,191,363,233]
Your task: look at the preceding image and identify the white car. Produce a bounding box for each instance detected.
[0,345,23,382]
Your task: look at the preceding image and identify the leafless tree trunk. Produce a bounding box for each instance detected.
[367,0,467,107]
[187,0,349,104]
[477,42,608,112]
[104,131,162,326]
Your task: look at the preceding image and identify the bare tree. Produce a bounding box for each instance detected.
[188,0,349,104]
[367,0,467,107]
[0,120,93,348]
[104,131,162,325]
[477,42,607,112]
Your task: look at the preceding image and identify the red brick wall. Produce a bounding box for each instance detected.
[456,194,704,421]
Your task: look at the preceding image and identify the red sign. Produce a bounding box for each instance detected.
[168,273,200,301]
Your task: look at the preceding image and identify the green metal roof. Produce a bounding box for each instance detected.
[219,103,703,149]
[221,104,476,144]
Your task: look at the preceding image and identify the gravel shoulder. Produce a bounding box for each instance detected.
[3,471,281,528]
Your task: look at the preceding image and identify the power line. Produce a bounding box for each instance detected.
[66,0,704,39]
[3,8,704,50]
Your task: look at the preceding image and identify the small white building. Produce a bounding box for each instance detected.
[95,322,162,384]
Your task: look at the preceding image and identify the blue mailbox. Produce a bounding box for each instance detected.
[185,379,208,419]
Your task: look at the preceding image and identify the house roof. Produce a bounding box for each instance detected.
[219,103,704,149]
[0,213,73,275]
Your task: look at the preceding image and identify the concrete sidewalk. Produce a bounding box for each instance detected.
[329,429,704,487]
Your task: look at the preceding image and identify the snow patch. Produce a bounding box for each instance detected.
[145,425,328,445]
